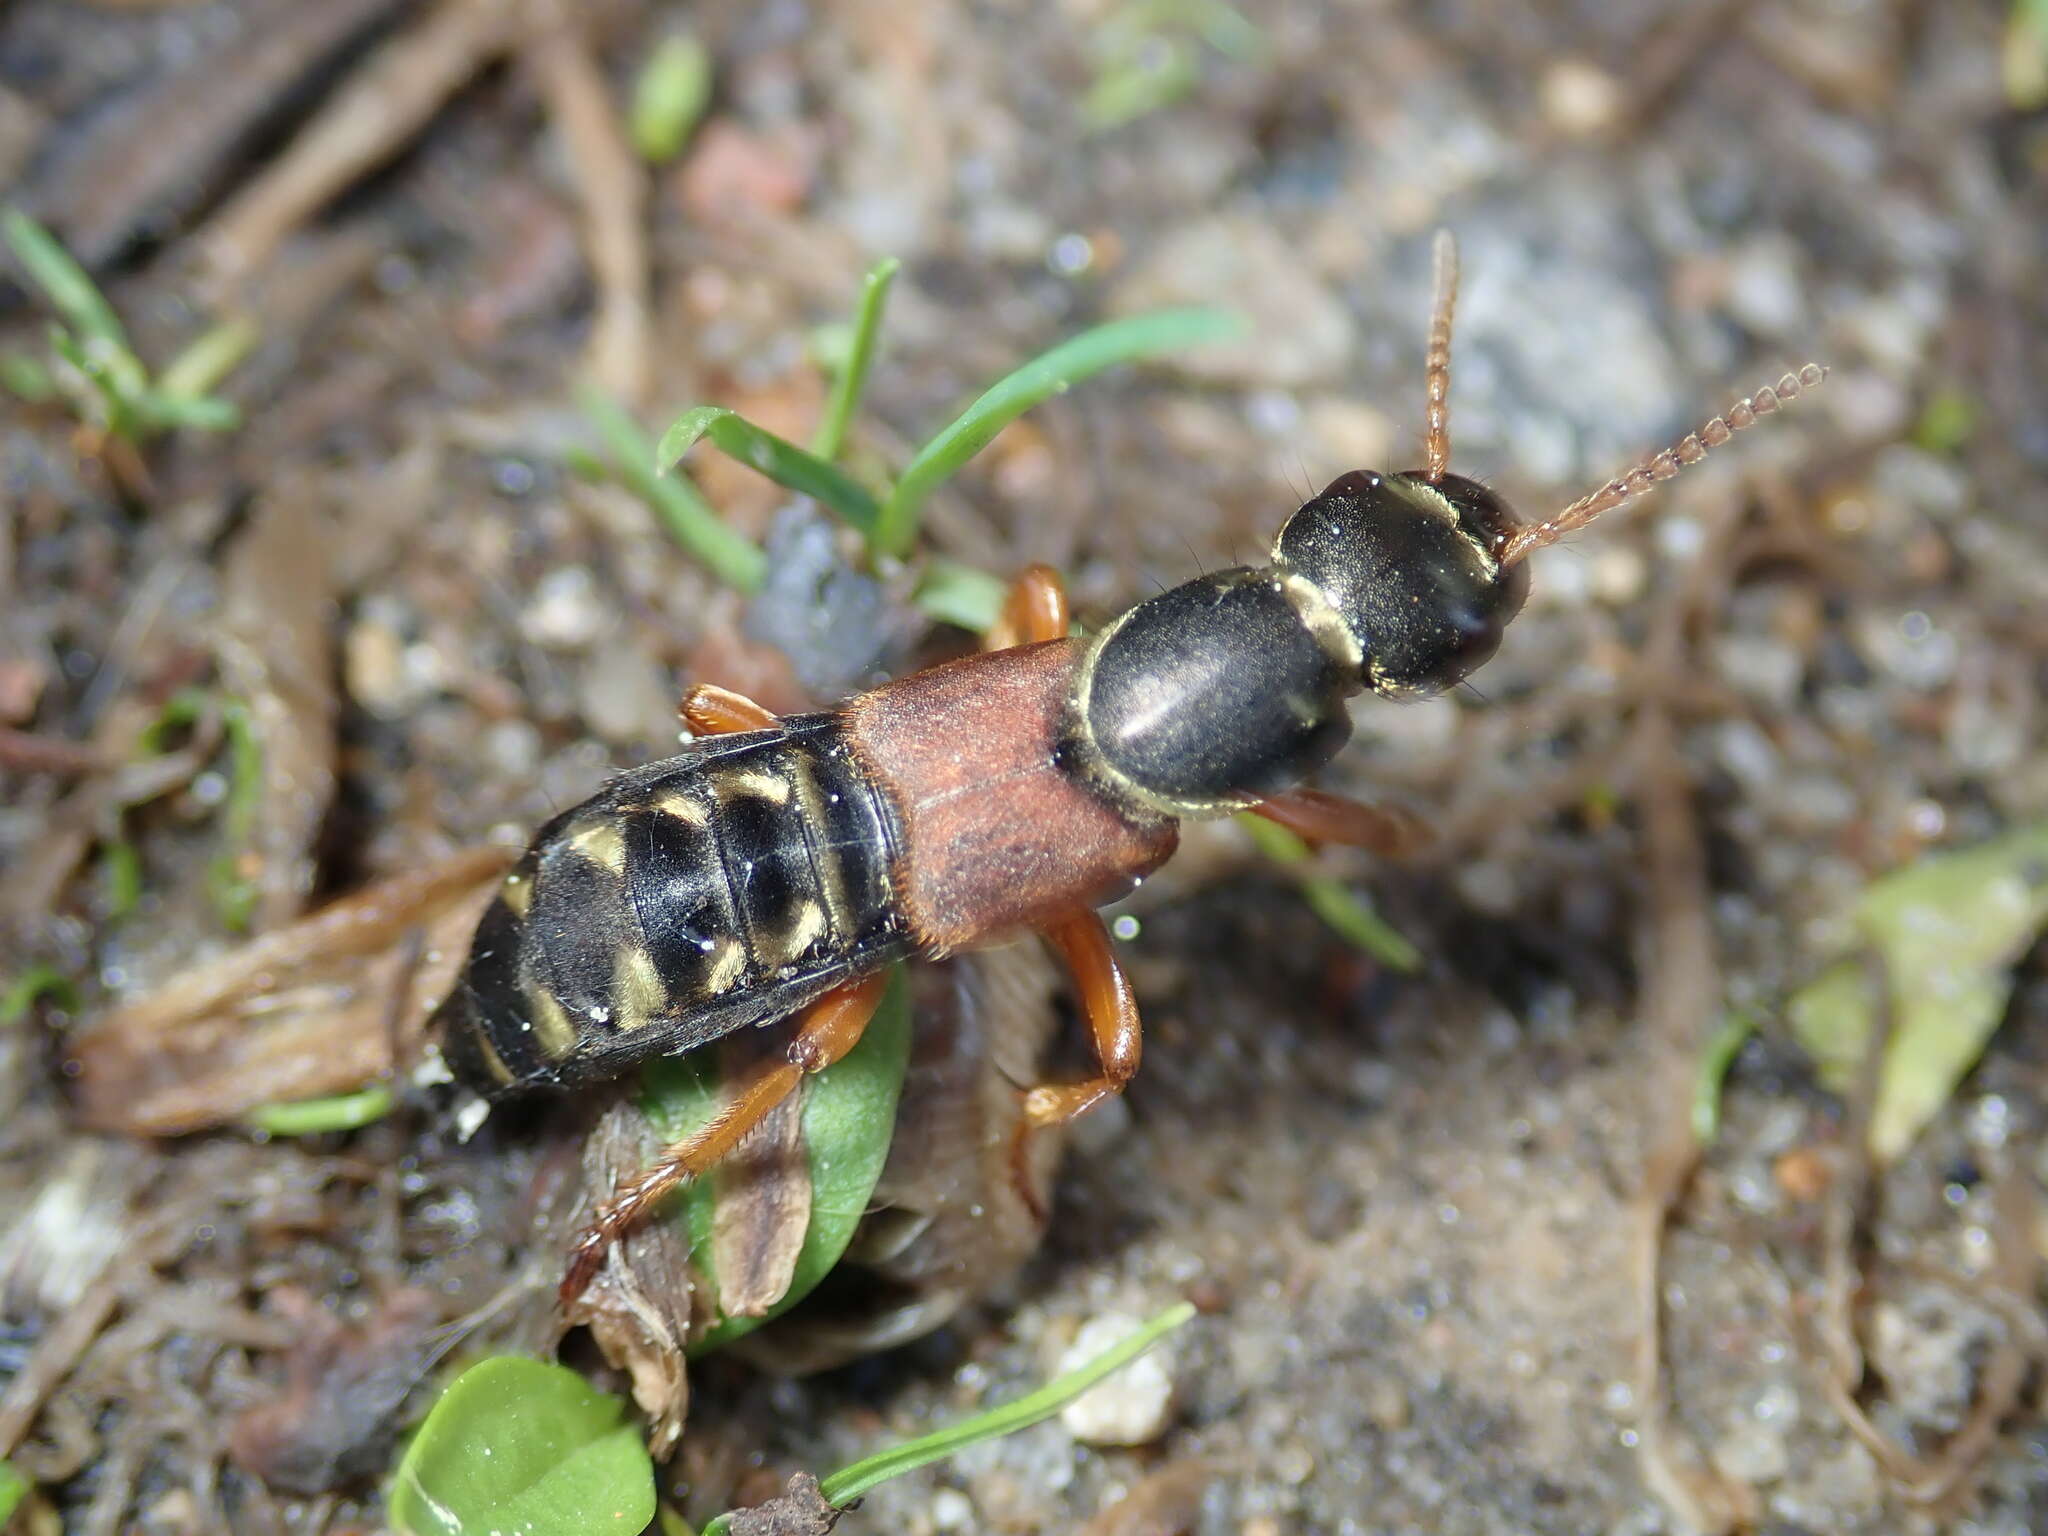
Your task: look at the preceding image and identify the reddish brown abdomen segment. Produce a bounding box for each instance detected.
[841,639,1178,953]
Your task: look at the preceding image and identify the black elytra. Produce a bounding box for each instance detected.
[1064,468,1530,817]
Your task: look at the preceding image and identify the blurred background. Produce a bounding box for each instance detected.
[1,1,2045,1532]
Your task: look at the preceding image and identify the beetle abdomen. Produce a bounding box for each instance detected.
[441,715,910,1095]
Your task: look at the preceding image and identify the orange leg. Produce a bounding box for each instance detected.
[1010,909,1141,1217]
[682,682,780,736]
[560,971,888,1307]
[984,563,1070,651]
[1249,787,1432,858]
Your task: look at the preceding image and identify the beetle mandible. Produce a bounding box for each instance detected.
[432,233,1827,1307]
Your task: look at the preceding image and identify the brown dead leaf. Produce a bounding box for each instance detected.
[67,845,509,1135]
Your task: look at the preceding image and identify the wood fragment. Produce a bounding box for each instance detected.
[67,845,510,1135]
[522,9,652,402]
[1626,493,1757,1536]
[193,0,526,293]
[214,491,340,932]
[709,1047,812,1319]
[27,0,405,268]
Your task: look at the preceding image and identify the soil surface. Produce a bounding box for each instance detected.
[2,2,2045,1534]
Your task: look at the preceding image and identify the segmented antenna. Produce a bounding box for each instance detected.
[1423,229,1459,484]
[1498,363,1828,567]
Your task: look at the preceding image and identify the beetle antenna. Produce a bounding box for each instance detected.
[1423,229,1459,484]
[1499,363,1828,566]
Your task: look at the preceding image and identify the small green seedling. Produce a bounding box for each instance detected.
[388,1304,1192,1536]
[1788,821,2048,1162]
[633,251,1242,615]
[2,209,252,444]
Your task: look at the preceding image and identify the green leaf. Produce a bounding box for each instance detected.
[99,838,144,919]
[3,208,128,350]
[874,307,1247,557]
[1,964,80,1024]
[911,558,1009,633]
[1692,1010,1758,1146]
[702,1302,1197,1536]
[0,1458,26,1524]
[580,383,767,594]
[208,697,264,932]
[639,966,912,1353]
[1237,812,1423,973]
[246,1084,395,1136]
[156,315,257,404]
[1788,821,2048,1162]
[388,1357,655,1536]
[657,406,882,539]
[631,34,713,164]
[812,257,900,466]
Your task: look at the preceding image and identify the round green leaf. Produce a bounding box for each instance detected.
[388,1356,654,1536]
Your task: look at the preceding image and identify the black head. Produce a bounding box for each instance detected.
[1274,468,1529,698]
[1270,230,1823,700]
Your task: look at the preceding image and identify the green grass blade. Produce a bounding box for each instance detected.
[579,384,767,594]
[812,257,900,465]
[2,208,128,349]
[873,307,1246,557]
[156,315,258,403]
[1692,1010,1758,1146]
[701,1302,1196,1536]
[245,1084,395,1136]
[1237,812,1423,973]
[658,405,882,539]
[817,1302,1196,1504]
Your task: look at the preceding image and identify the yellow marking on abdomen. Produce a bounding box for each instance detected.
[723,769,792,804]
[526,984,580,1059]
[611,943,668,1031]
[652,790,709,825]
[568,819,627,874]
[499,869,534,919]
[704,937,747,995]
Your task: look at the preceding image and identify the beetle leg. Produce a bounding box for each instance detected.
[681,682,781,735]
[984,563,1069,651]
[559,970,888,1308]
[1007,909,1141,1218]
[1248,787,1432,858]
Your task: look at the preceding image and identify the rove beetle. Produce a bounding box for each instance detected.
[434,233,1826,1307]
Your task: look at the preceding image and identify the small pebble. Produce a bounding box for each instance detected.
[345,617,413,717]
[1058,1314,1179,1447]
[521,567,610,651]
[928,1487,975,1531]
[1539,58,1623,137]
